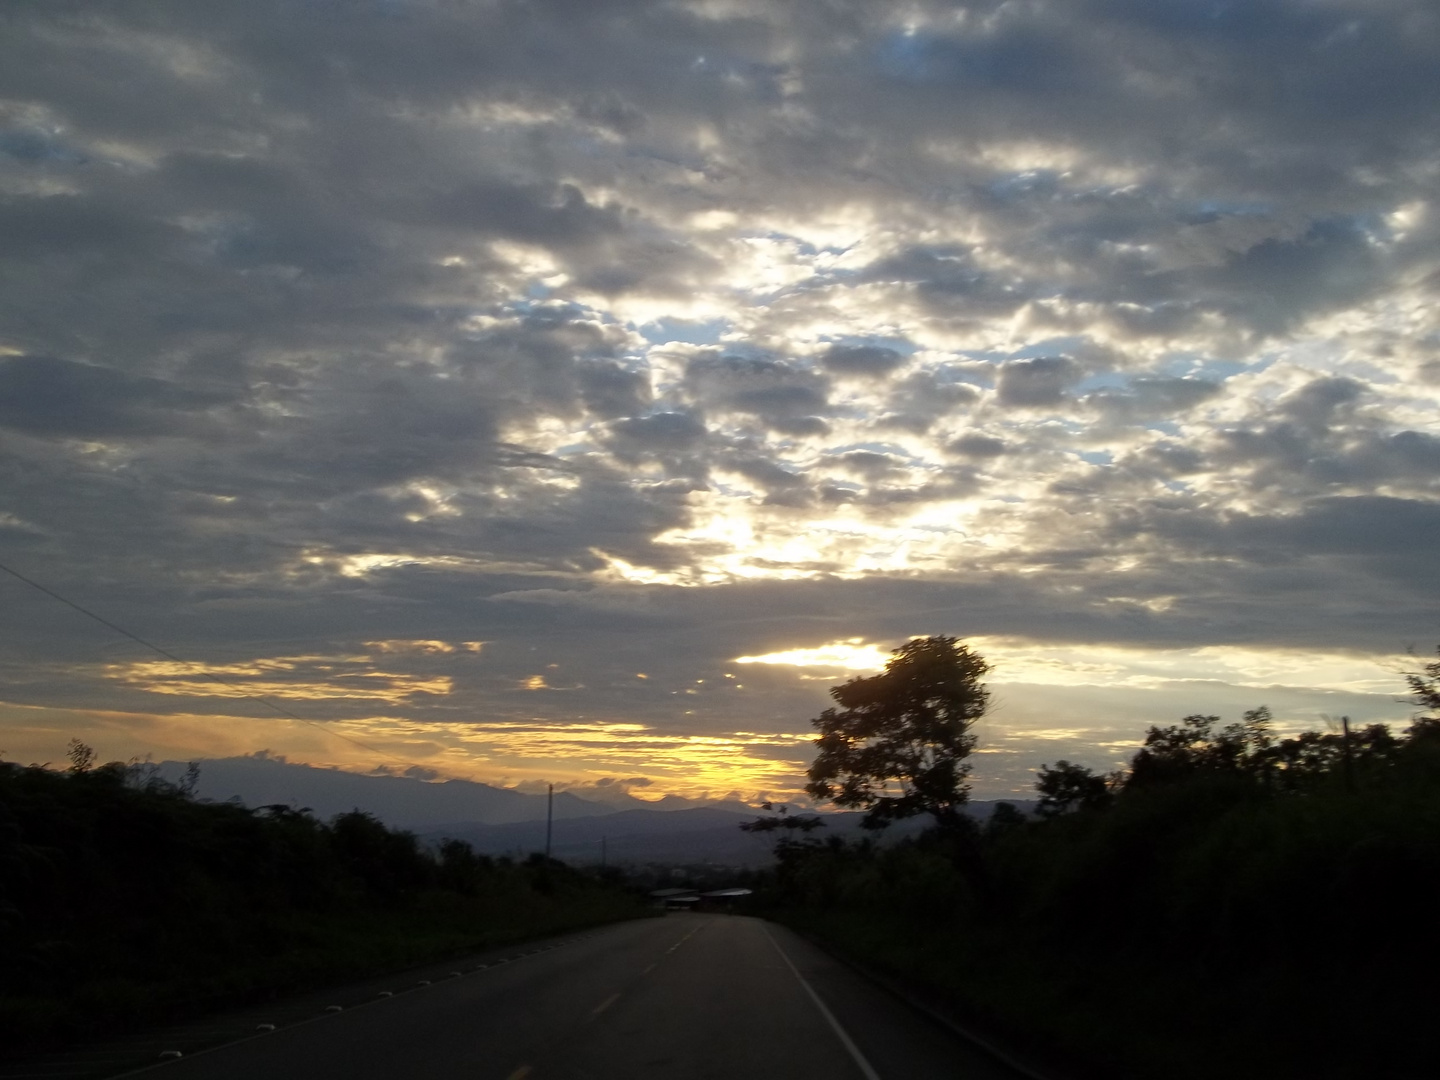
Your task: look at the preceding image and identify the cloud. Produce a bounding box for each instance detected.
[996,357,1084,408]
[880,369,981,431]
[0,355,235,437]
[683,354,831,431]
[948,434,1008,459]
[837,450,902,480]
[1,0,1438,802]
[820,344,906,378]
[1086,377,1222,423]
[605,412,708,458]
[577,360,652,419]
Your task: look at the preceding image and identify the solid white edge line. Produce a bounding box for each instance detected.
[764,925,883,1080]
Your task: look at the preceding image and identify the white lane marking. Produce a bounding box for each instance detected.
[665,924,704,954]
[590,992,621,1019]
[763,925,883,1080]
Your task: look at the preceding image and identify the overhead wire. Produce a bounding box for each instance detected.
[0,558,417,768]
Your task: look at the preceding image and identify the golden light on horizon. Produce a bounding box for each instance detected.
[0,698,819,805]
[107,656,454,705]
[352,717,816,800]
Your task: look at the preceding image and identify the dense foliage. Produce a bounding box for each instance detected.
[756,645,1440,1080]
[0,752,644,1055]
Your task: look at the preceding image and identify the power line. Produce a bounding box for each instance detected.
[0,558,413,766]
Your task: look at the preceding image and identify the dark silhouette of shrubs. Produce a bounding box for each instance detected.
[0,753,642,1056]
[755,640,1440,1079]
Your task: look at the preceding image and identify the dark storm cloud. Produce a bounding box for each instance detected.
[0,356,236,437]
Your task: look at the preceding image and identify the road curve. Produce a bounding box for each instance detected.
[125,914,1028,1080]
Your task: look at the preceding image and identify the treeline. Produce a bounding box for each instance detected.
[753,646,1440,1080]
[0,747,645,1056]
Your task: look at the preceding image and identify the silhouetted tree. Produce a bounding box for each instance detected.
[1405,645,1440,736]
[739,801,826,833]
[1266,721,1399,790]
[1127,707,1274,788]
[806,636,989,831]
[739,801,826,865]
[1035,760,1113,816]
[983,800,1028,839]
[65,739,96,774]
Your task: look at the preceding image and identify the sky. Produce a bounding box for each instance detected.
[2,0,1438,804]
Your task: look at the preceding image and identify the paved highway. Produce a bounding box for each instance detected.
[121,914,1032,1080]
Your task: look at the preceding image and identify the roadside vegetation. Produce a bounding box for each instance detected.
[0,746,648,1057]
[748,637,1440,1080]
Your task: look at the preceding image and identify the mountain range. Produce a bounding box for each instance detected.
[157,753,751,829]
[157,754,1032,866]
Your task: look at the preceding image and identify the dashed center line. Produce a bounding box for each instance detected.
[664,925,703,955]
[589,993,621,1019]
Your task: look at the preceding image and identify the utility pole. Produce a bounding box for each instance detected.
[1341,716,1356,794]
[601,835,607,870]
[545,782,553,860]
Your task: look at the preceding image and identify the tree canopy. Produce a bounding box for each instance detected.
[805,636,989,830]
[1035,760,1114,816]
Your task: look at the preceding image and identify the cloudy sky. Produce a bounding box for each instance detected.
[3,0,1438,803]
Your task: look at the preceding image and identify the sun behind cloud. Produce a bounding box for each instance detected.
[735,639,892,671]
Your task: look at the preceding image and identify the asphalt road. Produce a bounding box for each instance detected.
[115,914,1032,1080]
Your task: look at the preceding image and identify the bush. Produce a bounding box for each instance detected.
[0,755,646,1057]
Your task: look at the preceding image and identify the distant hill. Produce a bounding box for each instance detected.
[154,755,1032,863]
[427,807,773,865]
[154,754,753,829]
[425,801,1036,867]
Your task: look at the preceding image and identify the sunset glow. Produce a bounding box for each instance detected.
[2,1,1435,804]
[735,641,892,672]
